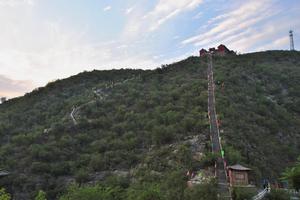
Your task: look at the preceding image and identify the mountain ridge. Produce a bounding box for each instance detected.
[0,50,299,199]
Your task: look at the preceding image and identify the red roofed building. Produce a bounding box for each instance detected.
[199,44,235,58]
[199,48,207,57]
[216,44,232,56]
[209,47,216,53]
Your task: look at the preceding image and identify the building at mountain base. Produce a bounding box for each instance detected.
[227,164,251,187]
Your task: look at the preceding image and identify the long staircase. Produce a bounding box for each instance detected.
[207,54,231,199]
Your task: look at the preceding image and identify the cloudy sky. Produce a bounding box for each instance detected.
[0,0,299,98]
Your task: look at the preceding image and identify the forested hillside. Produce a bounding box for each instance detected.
[0,51,299,199]
[213,51,300,179]
[0,57,209,199]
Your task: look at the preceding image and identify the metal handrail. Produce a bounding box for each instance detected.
[252,188,270,200]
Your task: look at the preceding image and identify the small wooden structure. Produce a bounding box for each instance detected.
[228,164,251,186]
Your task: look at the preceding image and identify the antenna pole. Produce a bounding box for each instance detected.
[289,30,295,51]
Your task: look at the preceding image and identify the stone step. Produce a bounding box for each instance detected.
[218,182,229,186]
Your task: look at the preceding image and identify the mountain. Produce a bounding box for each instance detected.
[0,50,299,199]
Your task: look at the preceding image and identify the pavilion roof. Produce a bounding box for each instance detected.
[228,164,251,171]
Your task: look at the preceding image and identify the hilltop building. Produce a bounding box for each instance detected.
[200,48,207,56]
[199,44,235,57]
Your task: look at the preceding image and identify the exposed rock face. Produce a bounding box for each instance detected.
[184,134,208,155]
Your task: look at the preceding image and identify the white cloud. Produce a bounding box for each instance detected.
[228,22,296,52]
[125,6,134,15]
[0,6,161,98]
[0,75,34,98]
[146,0,204,31]
[182,0,275,46]
[1,0,299,99]
[179,0,300,52]
[256,36,289,51]
[153,54,165,60]
[172,35,180,40]
[123,0,204,38]
[193,11,202,19]
[0,0,35,6]
[103,5,111,12]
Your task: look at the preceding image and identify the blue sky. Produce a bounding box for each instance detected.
[0,0,299,98]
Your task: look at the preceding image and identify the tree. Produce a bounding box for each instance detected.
[232,187,256,200]
[35,190,47,200]
[59,184,124,200]
[184,182,217,200]
[0,188,11,200]
[281,156,300,191]
[127,183,163,200]
[176,144,193,168]
[162,171,186,200]
[75,169,90,186]
[224,145,242,165]
[265,189,290,200]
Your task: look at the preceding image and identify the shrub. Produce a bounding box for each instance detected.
[127,183,163,200]
[265,189,290,200]
[35,190,47,200]
[184,182,217,200]
[200,152,218,168]
[281,156,300,191]
[0,188,11,200]
[232,187,256,200]
[59,184,124,200]
[75,169,90,186]
[162,171,186,200]
[224,145,242,165]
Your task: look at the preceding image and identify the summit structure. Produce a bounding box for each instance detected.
[290,30,295,51]
[199,44,235,57]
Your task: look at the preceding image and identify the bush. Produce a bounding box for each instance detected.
[224,145,242,165]
[75,169,90,185]
[162,171,186,200]
[281,156,300,191]
[127,183,163,200]
[59,184,124,200]
[35,190,47,200]
[265,189,290,200]
[176,144,193,168]
[200,152,218,168]
[0,188,11,200]
[184,182,217,200]
[232,187,256,200]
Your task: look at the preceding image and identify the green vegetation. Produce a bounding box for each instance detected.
[184,182,217,200]
[59,185,124,200]
[213,51,300,178]
[35,190,47,200]
[0,188,11,200]
[281,155,300,190]
[0,51,299,199]
[0,57,208,199]
[223,145,243,166]
[232,187,256,200]
[58,178,217,200]
[265,189,290,200]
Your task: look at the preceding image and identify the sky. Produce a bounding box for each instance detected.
[0,0,299,98]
